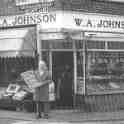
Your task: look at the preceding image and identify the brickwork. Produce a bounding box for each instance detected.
[60,0,124,16]
[0,0,124,16]
[0,0,61,16]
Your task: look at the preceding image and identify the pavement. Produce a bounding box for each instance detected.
[0,109,124,123]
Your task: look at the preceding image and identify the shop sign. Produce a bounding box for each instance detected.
[15,0,55,6]
[74,18,124,30]
[63,12,124,33]
[0,12,56,27]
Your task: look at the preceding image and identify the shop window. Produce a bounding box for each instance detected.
[86,51,124,94]
[75,40,83,49]
[87,40,105,49]
[41,40,73,49]
[41,40,50,49]
[108,42,124,49]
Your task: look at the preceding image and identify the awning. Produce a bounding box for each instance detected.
[0,27,36,57]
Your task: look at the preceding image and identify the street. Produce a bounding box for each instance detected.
[1,109,124,124]
[1,118,124,124]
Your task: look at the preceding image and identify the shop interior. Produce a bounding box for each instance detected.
[87,51,124,94]
[52,51,73,107]
[85,32,124,94]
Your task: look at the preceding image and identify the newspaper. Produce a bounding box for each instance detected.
[21,70,51,90]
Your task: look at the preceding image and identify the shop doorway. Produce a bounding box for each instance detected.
[52,52,74,108]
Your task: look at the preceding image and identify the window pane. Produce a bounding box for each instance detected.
[41,40,73,49]
[108,42,124,49]
[87,41,105,49]
[87,52,124,94]
[75,40,83,49]
[41,40,49,49]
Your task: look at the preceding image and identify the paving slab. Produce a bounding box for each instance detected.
[0,109,124,122]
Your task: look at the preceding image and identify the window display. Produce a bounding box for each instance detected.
[87,51,124,94]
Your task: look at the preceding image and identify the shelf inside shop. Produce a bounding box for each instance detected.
[87,82,124,95]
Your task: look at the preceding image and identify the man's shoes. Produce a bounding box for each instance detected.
[43,114,49,119]
[36,113,49,119]
[36,114,41,119]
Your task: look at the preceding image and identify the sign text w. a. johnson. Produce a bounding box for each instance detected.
[0,13,56,27]
[74,18,124,29]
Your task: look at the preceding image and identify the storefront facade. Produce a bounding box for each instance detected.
[1,9,124,110]
[38,11,124,109]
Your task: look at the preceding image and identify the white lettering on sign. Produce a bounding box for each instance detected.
[0,12,56,27]
[1,11,124,34]
[61,11,124,33]
[74,18,124,29]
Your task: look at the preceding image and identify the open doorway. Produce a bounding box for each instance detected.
[52,52,74,108]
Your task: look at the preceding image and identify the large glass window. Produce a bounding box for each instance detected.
[108,42,124,49]
[87,40,105,49]
[41,40,73,50]
[86,51,124,94]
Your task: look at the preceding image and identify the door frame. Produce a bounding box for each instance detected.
[50,50,77,107]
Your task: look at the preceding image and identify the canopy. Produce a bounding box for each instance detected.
[0,27,36,57]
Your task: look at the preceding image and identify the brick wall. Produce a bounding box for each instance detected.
[0,0,124,16]
[60,0,124,16]
[0,0,60,16]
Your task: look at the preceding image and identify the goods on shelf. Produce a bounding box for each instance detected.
[87,52,124,94]
[108,82,120,89]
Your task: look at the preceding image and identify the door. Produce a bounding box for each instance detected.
[52,51,73,108]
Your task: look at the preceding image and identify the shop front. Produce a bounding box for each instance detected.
[1,10,124,111]
[38,11,124,110]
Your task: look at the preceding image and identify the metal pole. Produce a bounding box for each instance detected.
[49,44,52,78]
[81,32,86,95]
[73,40,77,108]
[36,25,42,62]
